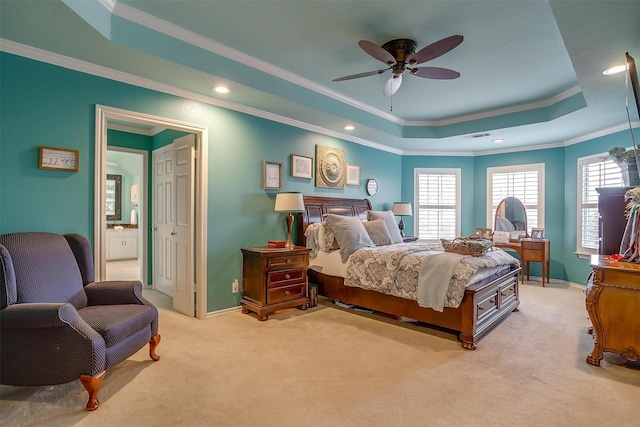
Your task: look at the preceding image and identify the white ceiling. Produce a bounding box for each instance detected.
[1,0,638,154]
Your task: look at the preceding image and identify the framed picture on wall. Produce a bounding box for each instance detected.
[39,146,79,172]
[346,163,360,185]
[291,154,313,179]
[262,161,282,190]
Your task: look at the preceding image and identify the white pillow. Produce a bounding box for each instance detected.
[363,218,393,246]
[324,214,375,262]
[367,210,403,244]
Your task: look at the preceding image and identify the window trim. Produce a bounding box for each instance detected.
[413,167,461,241]
[486,163,545,231]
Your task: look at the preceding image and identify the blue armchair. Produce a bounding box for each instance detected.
[0,232,160,410]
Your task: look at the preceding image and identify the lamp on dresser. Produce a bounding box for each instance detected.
[274,192,305,248]
[392,202,412,237]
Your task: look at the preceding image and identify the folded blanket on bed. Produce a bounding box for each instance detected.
[418,252,467,312]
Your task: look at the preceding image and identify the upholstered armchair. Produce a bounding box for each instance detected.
[0,232,160,410]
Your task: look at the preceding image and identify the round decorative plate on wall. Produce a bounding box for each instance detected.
[366,179,378,196]
[315,144,345,189]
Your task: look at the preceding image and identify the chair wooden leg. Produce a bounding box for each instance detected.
[79,371,106,411]
[149,334,161,361]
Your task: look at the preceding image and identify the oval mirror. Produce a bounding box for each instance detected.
[494,197,527,234]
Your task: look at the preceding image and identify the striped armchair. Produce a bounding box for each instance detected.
[0,232,160,410]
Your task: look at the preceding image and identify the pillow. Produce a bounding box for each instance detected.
[363,218,393,246]
[320,221,339,251]
[304,223,323,257]
[367,210,403,244]
[324,214,375,262]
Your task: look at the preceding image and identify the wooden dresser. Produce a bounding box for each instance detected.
[596,187,632,255]
[240,246,310,321]
[585,255,640,366]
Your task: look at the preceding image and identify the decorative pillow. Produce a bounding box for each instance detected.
[320,221,339,251]
[363,218,393,246]
[324,214,375,262]
[367,210,403,244]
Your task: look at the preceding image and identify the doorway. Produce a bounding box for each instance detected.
[105,148,146,283]
[94,105,208,319]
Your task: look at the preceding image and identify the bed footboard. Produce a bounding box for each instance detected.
[308,266,520,349]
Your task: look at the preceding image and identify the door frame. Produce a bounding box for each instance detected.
[95,105,208,319]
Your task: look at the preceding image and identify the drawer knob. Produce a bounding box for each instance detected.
[284,290,290,296]
[285,274,291,280]
[286,258,291,264]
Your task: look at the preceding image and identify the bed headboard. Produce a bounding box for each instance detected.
[296,196,372,246]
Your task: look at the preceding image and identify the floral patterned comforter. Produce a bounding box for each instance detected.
[344,243,520,309]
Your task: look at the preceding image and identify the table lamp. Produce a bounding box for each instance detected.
[392,202,412,237]
[274,192,305,248]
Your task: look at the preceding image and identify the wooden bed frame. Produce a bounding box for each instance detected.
[296,195,520,350]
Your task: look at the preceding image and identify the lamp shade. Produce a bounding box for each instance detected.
[274,192,305,212]
[392,202,412,216]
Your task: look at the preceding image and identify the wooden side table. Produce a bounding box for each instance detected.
[586,256,640,366]
[520,238,550,285]
[240,246,310,321]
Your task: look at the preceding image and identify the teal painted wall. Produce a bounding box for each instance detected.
[0,53,401,312]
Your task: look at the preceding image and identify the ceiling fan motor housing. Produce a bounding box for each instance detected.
[381,39,417,75]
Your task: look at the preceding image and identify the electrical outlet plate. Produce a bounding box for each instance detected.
[232,279,239,293]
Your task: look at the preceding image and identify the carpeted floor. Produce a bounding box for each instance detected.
[1,279,639,426]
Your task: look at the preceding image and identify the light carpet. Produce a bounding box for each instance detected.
[1,280,639,426]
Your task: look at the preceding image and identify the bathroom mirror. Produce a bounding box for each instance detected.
[106,174,122,221]
[494,197,527,239]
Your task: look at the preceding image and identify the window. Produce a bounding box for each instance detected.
[577,154,623,255]
[414,168,460,241]
[487,164,544,233]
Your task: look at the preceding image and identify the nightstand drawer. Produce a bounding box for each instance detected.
[524,251,544,262]
[267,254,307,269]
[268,284,306,304]
[521,241,544,251]
[267,269,305,288]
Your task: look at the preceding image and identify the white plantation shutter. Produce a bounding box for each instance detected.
[487,164,544,233]
[577,156,623,254]
[415,169,460,240]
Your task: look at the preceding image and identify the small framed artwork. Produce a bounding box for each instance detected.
[39,146,79,172]
[346,163,360,185]
[291,154,313,179]
[531,228,545,239]
[262,161,282,190]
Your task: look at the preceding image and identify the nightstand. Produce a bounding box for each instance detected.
[240,246,310,321]
[520,238,550,286]
[403,236,419,242]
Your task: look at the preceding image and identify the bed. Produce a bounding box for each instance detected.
[296,195,521,350]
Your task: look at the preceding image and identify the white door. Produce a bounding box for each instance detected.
[151,135,196,316]
[172,134,195,316]
[152,146,175,297]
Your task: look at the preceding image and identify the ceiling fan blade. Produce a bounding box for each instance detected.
[333,68,389,82]
[358,40,397,65]
[383,74,402,96]
[407,35,463,65]
[410,67,461,79]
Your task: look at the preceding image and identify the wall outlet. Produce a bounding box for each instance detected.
[232,279,239,293]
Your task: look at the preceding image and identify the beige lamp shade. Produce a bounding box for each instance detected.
[392,202,412,216]
[274,192,305,212]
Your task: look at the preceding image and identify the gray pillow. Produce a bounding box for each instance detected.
[367,210,403,244]
[363,218,393,246]
[324,214,375,262]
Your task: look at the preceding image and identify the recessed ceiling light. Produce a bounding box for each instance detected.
[213,86,230,94]
[602,64,627,75]
[344,125,355,131]
[493,138,505,143]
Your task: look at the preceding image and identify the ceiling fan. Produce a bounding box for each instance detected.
[333,35,463,96]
